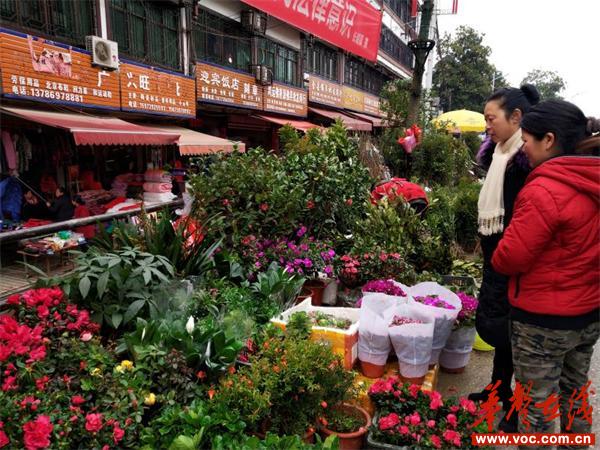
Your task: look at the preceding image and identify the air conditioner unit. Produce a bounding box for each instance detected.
[251,64,272,86]
[85,36,119,70]
[241,10,267,35]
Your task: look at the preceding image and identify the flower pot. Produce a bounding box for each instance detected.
[440,326,476,373]
[320,404,371,450]
[360,359,386,378]
[305,279,325,306]
[295,286,313,305]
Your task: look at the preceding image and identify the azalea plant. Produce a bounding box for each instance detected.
[337,252,413,288]
[414,295,456,310]
[368,376,488,449]
[0,288,147,449]
[455,292,478,329]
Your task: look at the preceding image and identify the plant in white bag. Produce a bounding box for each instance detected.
[454,292,478,329]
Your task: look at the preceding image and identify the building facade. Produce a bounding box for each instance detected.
[1,0,420,150]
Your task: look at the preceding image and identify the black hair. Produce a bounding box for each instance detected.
[74,195,85,205]
[56,186,66,194]
[520,100,596,154]
[487,84,540,119]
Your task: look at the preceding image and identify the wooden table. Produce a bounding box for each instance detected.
[18,244,79,277]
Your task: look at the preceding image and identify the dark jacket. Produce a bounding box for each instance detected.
[48,194,74,222]
[493,156,600,330]
[475,141,530,349]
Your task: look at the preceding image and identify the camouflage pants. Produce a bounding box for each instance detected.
[511,320,599,450]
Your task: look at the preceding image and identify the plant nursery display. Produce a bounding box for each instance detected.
[289,311,353,330]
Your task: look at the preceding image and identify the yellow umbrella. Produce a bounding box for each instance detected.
[433,109,486,133]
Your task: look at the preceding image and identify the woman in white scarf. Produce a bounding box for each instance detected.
[468,85,540,433]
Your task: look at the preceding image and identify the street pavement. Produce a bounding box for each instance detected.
[436,343,599,448]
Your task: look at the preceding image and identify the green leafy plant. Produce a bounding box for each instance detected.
[323,404,367,433]
[286,311,312,340]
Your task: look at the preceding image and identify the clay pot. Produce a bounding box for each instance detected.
[304,279,325,306]
[320,404,371,450]
[360,359,385,378]
[295,286,313,305]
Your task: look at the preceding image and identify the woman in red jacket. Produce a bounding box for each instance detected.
[72,196,96,241]
[492,100,599,445]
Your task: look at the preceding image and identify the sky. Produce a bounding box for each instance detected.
[434,0,599,116]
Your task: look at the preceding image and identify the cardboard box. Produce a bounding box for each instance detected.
[270,298,360,370]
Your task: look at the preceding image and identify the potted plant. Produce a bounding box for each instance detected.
[319,403,371,450]
[367,376,488,449]
[440,291,478,373]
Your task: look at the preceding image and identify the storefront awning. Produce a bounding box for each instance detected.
[135,124,245,155]
[347,111,386,127]
[309,107,372,131]
[254,115,321,132]
[0,106,180,146]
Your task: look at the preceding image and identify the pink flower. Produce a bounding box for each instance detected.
[399,425,410,435]
[429,391,443,410]
[1,376,17,392]
[113,423,125,444]
[408,383,421,398]
[379,413,400,431]
[427,419,436,428]
[22,415,53,450]
[35,376,49,391]
[80,332,93,342]
[431,434,442,449]
[409,412,421,425]
[446,413,458,428]
[0,429,9,448]
[85,413,103,433]
[443,429,462,447]
[460,397,478,415]
[71,395,85,405]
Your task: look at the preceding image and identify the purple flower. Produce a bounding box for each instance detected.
[456,292,478,322]
[324,266,333,276]
[414,295,456,310]
[296,226,307,237]
[255,261,262,269]
[303,258,313,268]
[362,279,406,297]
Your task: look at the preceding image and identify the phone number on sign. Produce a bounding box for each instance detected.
[14,87,84,103]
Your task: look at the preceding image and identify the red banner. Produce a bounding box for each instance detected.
[241,0,382,62]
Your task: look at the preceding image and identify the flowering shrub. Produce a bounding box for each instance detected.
[368,377,487,449]
[0,288,146,449]
[240,231,336,279]
[455,292,478,329]
[337,252,412,288]
[414,295,456,310]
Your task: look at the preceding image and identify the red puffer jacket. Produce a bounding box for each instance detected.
[492,156,600,316]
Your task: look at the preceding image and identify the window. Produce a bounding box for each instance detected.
[0,0,95,47]
[344,56,389,96]
[109,0,180,70]
[380,25,414,70]
[193,9,251,72]
[305,41,338,81]
[258,39,299,86]
[384,0,417,29]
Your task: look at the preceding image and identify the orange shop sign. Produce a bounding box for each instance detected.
[263,82,308,117]
[342,85,383,117]
[308,74,343,108]
[0,28,120,110]
[120,61,196,117]
[196,61,262,110]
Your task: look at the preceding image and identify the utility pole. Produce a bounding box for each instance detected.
[406,0,435,126]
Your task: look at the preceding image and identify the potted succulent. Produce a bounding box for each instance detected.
[439,292,478,373]
[319,403,372,450]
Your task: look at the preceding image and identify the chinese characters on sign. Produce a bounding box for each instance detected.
[196,62,262,109]
[240,0,382,61]
[308,75,343,108]
[119,62,195,117]
[0,30,119,109]
[341,85,383,117]
[472,380,594,432]
[263,82,308,117]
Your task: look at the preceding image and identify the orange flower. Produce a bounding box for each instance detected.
[208,389,216,400]
[196,371,206,380]
[273,365,280,373]
[228,366,236,375]
[319,417,328,426]
[320,401,328,408]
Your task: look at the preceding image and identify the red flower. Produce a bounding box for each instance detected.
[429,391,443,410]
[259,203,269,212]
[36,305,50,319]
[345,198,353,206]
[28,345,46,362]
[196,371,206,380]
[6,294,20,305]
[35,376,49,391]
[378,413,400,431]
[408,383,421,398]
[443,429,462,447]
[22,415,53,450]
[0,429,9,448]
[431,435,442,449]
[221,199,230,206]
[306,200,315,209]
[113,423,125,444]
[71,395,85,405]
[1,376,17,392]
[446,413,458,428]
[85,413,104,433]
[320,401,328,408]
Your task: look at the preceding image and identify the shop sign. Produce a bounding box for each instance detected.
[196,61,262,109]
[240,0,382,62]
[263,82,308,117]
[308,74,343,108]
[0,28,120,109]
[342,85,383,117]
[120,61,195,117]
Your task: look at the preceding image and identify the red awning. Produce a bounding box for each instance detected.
[347,111,386,127]
[255,115,321,132]
[134,124,245,155]
[309,107,372,131]
[0,106,180,146]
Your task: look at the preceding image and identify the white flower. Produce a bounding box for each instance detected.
[141,326,146,342]
[186,316,195,335]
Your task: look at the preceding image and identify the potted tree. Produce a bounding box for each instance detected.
[319,403,371,450]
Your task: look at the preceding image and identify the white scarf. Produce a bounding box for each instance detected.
[477,129,523,236]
